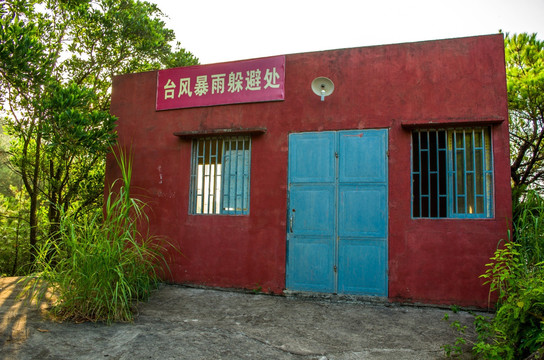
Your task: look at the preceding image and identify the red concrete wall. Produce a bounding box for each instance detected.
[108,34,510,307]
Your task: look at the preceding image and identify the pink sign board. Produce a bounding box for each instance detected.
[156,56,285,110]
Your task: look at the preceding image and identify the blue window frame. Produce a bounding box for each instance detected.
[189,136,251,215]
[411,128,493,218]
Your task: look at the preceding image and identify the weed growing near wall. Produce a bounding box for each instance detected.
[21,148,172,323]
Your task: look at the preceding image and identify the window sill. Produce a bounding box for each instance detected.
[401,118,504,129]
[174,127,267,138]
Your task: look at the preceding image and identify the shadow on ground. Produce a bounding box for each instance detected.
[1,277,481,359]
[0,277,53,348]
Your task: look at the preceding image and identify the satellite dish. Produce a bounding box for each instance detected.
[311,77,334,101]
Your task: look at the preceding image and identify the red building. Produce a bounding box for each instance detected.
[108,34,511,308]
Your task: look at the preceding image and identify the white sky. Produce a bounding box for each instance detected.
[150,0,544,65]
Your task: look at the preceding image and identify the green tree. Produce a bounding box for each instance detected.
[0,120,21,196]
[61,0,199,110]
[506,33,544,194]
[0,0,198,270]
[1,1,56,263]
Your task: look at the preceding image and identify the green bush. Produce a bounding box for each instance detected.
[442,190,544,359]
[22,148,171,323]
[476,241,544,359]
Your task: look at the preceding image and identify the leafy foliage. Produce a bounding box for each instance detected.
[0,0,54,96]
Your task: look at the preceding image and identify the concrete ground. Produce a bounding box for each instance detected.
[0,277,482,360]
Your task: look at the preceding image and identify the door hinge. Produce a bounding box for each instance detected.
[335,152,339,159]
[333,265,337,273]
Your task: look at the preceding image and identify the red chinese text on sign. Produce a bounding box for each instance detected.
[156,56,285,110]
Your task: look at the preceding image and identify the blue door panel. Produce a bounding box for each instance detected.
[339,130,387,184]
[286,237,335,292]
[337,239,387,295]
[289,132,335,183]
[287,132,336,292]
[289,185,335,236]
[338,185,388,238]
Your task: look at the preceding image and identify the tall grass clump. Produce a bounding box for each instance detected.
[512,189,544,265]
[23,148,170,323]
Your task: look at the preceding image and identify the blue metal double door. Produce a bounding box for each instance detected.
[286,130,388,296]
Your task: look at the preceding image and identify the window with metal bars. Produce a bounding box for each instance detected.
[411,127,493,218]
[189,136,251,215]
